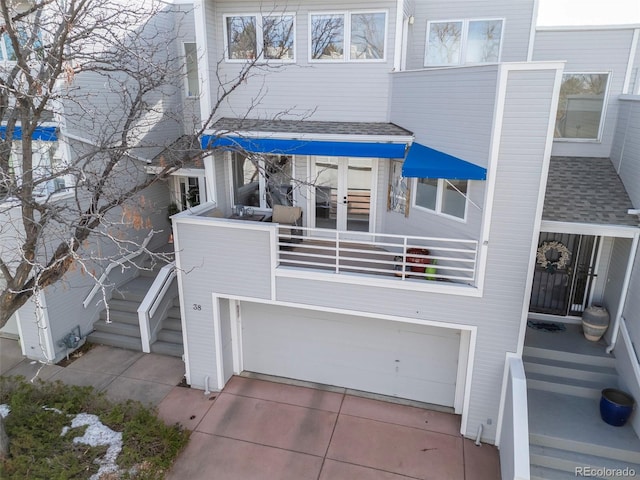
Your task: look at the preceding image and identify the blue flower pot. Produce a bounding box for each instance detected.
[600,388,635,427]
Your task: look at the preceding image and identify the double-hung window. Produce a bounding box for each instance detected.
[555,73,609,140]
[414,178,468,220]
[425,19,503,66]
[310,11,387,61]
[231,153,293,209]
[224,14,295,62]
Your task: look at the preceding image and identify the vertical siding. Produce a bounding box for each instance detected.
[205,0,397,122]
[404,0,534,70]
[533,28,636,158]
[611,98,640,207]
[390,65,499,168]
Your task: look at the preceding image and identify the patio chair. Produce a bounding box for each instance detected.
[272,204,303,246]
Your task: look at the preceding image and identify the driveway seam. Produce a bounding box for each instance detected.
[206,432,326,459]
[322,458,424,480]
[316,392,346,480]
[337,411,462,439]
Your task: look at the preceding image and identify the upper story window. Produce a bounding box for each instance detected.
[310,11,387,62]
[413,178,468,221]
[184,43,200,97]
[0,28,42,63]
[231,153,293,209]
[425,19,503,66]
[224,14,295,62]
[555,73,609,141]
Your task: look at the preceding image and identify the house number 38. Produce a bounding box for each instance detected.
[192,304,201,311]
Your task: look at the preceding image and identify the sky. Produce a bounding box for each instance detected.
[537,0,640,26]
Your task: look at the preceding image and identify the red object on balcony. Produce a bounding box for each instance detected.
[407,248,430,272]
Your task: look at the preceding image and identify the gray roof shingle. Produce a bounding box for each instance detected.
[211,117,413,137]
[542,156,638,227]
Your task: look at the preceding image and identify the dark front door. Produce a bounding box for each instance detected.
[529,233,599,316]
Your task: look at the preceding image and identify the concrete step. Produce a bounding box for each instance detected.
[523,355,618,384]
[523,346,615,368]
[99,309,139,325]
[530,465,584,480]
[174,297,181,307]
[93,320,141,338]
[163,318,182,332]
[530,444,640,478]
[150,341,183,358]
[107,299,140,313]
[166,306,181,319]
[111,290,147,303]
[530,433,640,465]
[527,372,609,399]
[86,331,142,351]
[157,329,183,344]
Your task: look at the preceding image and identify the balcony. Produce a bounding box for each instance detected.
[277,226,478,285]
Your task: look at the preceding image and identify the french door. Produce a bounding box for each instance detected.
[313,157,374,232]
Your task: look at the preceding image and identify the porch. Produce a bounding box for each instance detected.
[189,203,480,291]
[523,321,640,478]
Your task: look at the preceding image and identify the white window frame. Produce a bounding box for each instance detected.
[222,13,296,63]
[183,42,200,98]
[412,178,469,222]
[308,10,388,63]
[227,153,294,211]
[554,71,611,143]
[424,18,505,67]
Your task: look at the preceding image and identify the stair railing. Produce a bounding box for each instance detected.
[82,231,154,309]
[138,261,177,353]
[497,353,531,480]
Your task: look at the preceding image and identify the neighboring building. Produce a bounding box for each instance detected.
[3,1,639,478]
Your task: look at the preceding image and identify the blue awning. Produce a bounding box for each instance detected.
[202,135,407,159]
[0,125,58,141]
[402,143,486,180]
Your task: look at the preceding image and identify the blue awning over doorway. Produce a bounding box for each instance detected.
[0,125,58,141]
[201,135,408,159]
[402,143,486,180]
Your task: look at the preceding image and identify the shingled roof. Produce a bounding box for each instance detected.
[211,118,413,137]
[542,157,638,227]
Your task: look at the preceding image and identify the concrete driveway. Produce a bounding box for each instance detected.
[1,339,500,479]
[160,376,500,480]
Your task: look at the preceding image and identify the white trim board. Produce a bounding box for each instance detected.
[541,221,640,238]
[209,293,477,437]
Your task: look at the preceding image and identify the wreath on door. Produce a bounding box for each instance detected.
[536,241,571,273]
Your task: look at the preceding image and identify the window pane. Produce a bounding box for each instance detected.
[467,20,502,63]
[415,178,437,210]
[226,16,256,60]
[555,73,608,139]
[263,15,294,60]
[184,43,199,97]
[264,155,293,206]
[311,14,344,60]
[232,154,260,207]
[350,12,386,60]
[425,21,462,65]
[441,180,467,219]
[4,33,16,61]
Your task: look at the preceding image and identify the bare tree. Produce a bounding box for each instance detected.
[0,0,283,329]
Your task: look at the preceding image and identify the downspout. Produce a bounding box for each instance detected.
[606,232,639,354]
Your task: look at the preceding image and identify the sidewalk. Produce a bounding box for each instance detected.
[1,338,501,479]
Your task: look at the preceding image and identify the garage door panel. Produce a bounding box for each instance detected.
[240,303,460,407]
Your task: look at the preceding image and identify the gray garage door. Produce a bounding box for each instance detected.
[241,303,461,407]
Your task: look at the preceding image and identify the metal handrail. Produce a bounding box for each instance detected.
[276,226,479,284]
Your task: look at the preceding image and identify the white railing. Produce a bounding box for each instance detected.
[82,231,154,309]
[276,226,479,284]
[138,262,177,353]
[498,354,530,480]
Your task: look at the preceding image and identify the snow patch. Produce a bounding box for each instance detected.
[0,404,10,418]
[62,413,123,480]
